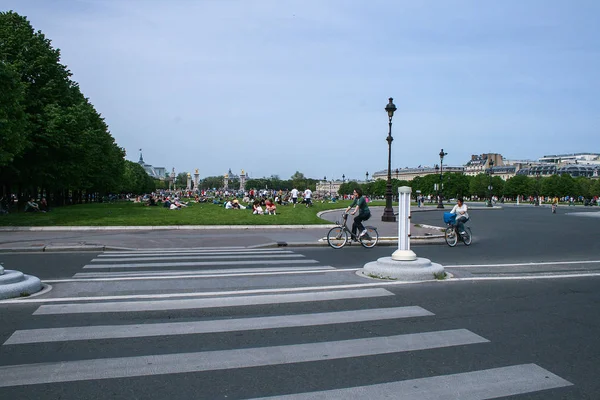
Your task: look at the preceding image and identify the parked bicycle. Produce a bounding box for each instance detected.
[443,212,472,247]
[327,212,379,249]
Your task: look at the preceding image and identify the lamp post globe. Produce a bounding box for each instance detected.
[437,149,447,209]
[487,159,494,207]
[381,97,397,222]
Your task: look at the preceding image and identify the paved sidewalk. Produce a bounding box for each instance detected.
[0,207,446,252]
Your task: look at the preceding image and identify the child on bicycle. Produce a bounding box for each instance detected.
[450,197,469,235]
[345,188,371,240]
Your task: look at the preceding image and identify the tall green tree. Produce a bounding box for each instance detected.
[0,62,27,166]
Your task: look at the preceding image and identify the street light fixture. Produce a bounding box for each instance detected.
[342,174,345,183]
[382,97,397,222]
[437,149,447,209]
[487,159,494,207]
[365,171,369,182]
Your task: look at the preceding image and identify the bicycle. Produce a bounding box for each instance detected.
[327,212,379,249]
[443,212,472,247]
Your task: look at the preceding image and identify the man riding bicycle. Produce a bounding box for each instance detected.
[345,188,371,240]
[450,197,469,235]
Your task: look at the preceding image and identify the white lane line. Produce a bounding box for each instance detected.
[0,329,488,388]
[2,272,599,305]
[83,259,319,269]
[93,252,298,262]
[249,364,572,399]
[5,306,433,344]
[46,268,357,283]
[448,260,600,268]
[32,288,395,314]
[450,273,600,281]
[72,266,336,278]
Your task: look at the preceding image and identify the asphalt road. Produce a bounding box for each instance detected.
[0,205,599,398]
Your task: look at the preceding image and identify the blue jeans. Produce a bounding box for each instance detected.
[456,216,469,233]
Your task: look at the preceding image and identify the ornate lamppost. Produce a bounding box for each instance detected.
[365,171,369,182]
[382,97,397,222]
[487,159,494,207]
[437,149,447,209]
[342,174,345,183]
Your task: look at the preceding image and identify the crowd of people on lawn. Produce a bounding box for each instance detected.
[130,187,320,215]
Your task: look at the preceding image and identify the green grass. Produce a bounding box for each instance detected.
[0,200,362,226]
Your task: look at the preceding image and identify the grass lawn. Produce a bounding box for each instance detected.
[0,200,378,226]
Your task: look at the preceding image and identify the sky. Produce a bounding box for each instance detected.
[3,0,599,181]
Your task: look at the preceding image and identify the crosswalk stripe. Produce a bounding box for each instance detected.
[92,252,300,262]
[5,306,433,344]
[0,329,488,388]
[99,248,279,256]
[72,266,336,278]
[33,288,395,314]
[83,259,319,269]
[46,267,348,283]
[248,364,572,400]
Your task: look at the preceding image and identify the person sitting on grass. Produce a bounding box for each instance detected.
[39,197,50,212]
[252,200,264,215]
[25,198,40,212]
[265,199,277,215]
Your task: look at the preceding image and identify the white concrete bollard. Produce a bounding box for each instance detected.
[392,186,417,261]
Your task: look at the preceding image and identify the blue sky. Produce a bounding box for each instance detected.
[4,0,599,181]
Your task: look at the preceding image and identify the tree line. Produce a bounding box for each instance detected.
[338,173,600,200]
[0,11,161,207]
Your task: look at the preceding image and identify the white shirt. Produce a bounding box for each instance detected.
[304,189,312,199]
[451,203,469,219]
[291,189,299,198]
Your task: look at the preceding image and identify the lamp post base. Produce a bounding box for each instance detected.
[436,202,444,209]
[381,207,396,222]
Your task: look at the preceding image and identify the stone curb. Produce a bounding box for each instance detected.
[0,235,446,253]
[0,225,337,232]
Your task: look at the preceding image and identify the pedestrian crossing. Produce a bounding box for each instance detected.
[0,248,574,398]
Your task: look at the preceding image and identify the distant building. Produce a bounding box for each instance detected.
[464,153,504,177]
[539,153,600,164]
[372,166,464,181]
[137,150,166,180]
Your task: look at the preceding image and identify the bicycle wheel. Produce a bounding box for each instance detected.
[327,227,348,249]
[359,227,379,248]
[462,227,472,246]
[445,226,458,247]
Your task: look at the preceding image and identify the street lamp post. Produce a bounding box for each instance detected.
[487,159,494,207]
[437,149,447,209]
[382,98,397,222]
[342,174,345,183]
[365,171,369,182]
[323,176,327,197]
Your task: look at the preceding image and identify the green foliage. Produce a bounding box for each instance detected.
[0,62,27,166]
[0,11,129,203]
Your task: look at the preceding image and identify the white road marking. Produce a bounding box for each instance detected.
[0,329,488,387]
[73,265,335,278]
[45,267,356,283]
[249,364,572,399]
[83,259,319,269]
[32,288,395,314]
[448,260,600,268]
[93,252,299,262]
[5,306,433,344]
